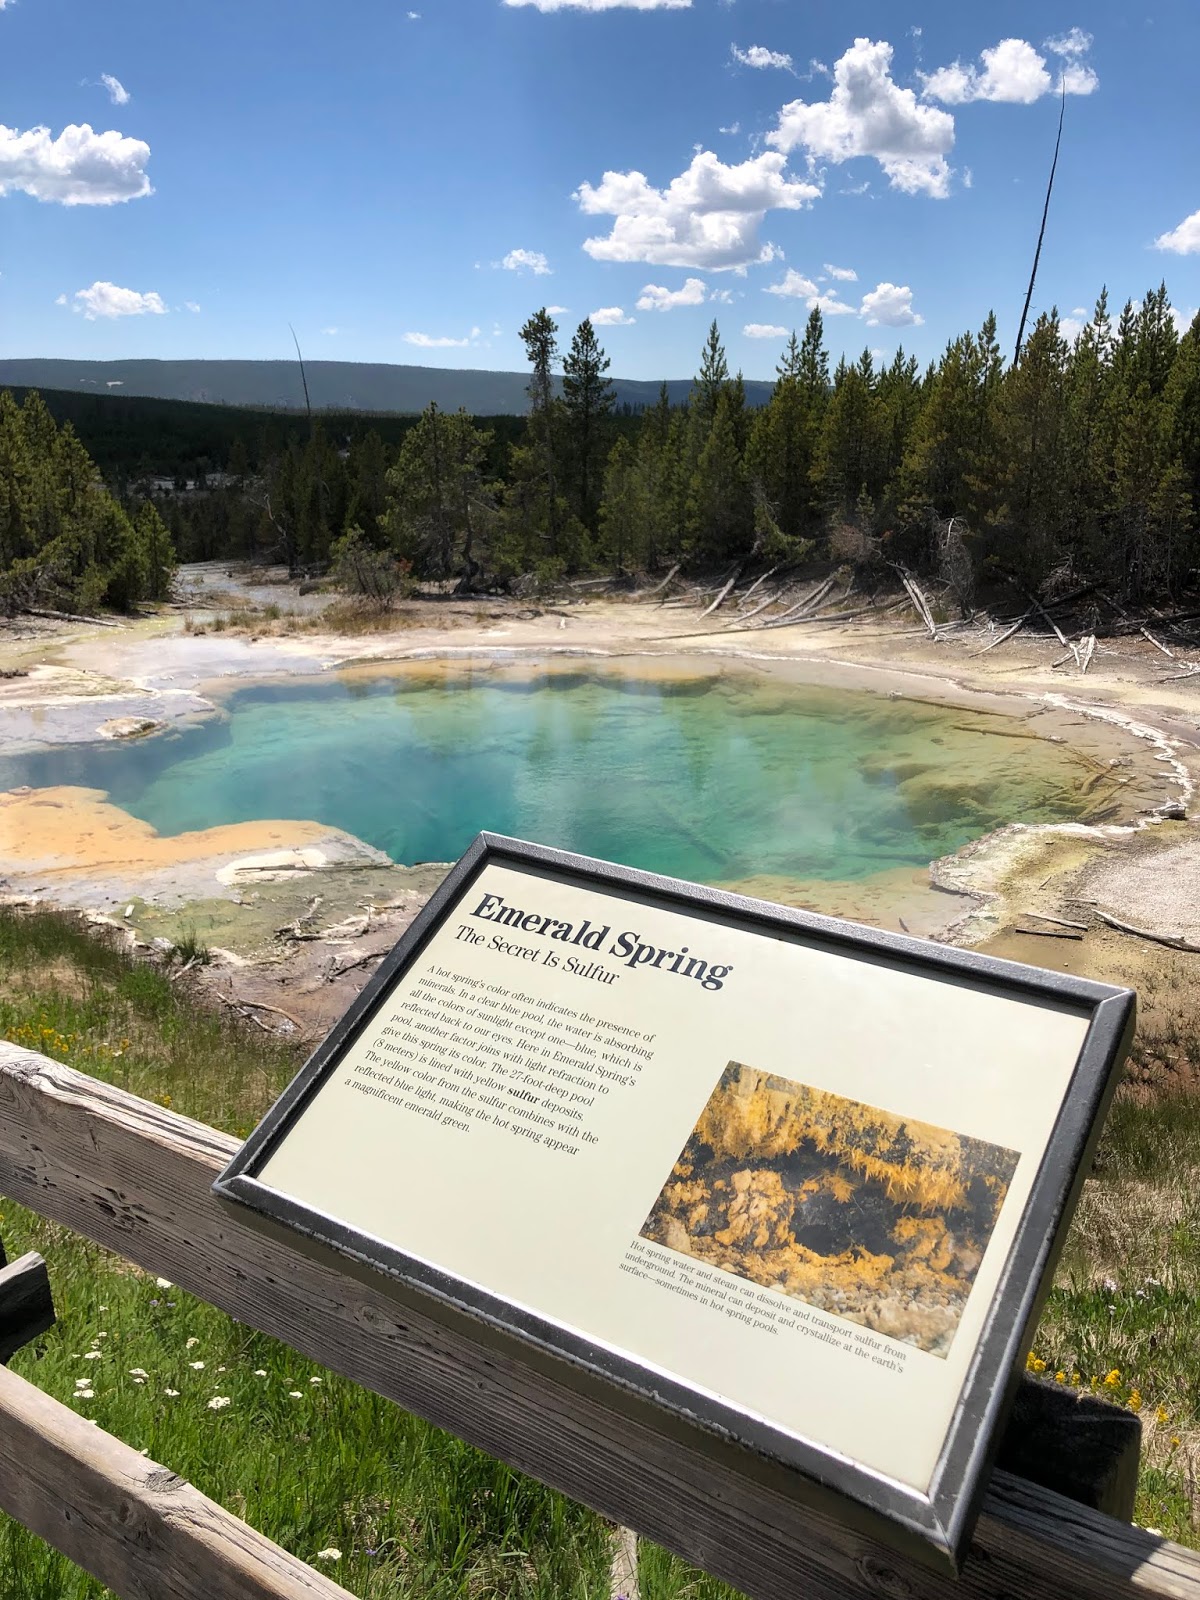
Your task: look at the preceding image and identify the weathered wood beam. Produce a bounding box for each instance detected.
[0,1250,55,1363]
[0,1044,1193,1600]
[0,1360,356,1599]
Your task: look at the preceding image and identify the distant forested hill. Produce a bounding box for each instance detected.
[1,385,460,478]
[0,358,773,415]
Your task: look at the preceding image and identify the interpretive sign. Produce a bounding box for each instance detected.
[214,833,1135,1572]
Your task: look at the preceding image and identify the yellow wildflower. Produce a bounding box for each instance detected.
[1103,1369,1121,1389]
[1155,1405,1170,1425]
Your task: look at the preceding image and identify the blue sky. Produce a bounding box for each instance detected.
[2,0,1198,381]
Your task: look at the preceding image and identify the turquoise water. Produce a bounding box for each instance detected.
[0,668,1092,884]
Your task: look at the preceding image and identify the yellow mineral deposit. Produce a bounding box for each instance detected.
[641,1063,1019,1356]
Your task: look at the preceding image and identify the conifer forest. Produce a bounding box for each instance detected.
[3,287,1199,615]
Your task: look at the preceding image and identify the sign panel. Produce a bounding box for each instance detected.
[214,834,1134,1571]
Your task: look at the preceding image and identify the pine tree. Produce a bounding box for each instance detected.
[687,387,752,562]
[562,318,615,533]
[692,320,731,428]
[813,351,884,517]
[598,435,640,572]
[518,308,565,559]
[134,501,177,601]
[987,311,1071,583]
[384,404,492,578]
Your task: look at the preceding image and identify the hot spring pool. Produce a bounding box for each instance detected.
[0,665,1097,886]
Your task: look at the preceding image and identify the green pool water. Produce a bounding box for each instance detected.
[1,667,1095,885]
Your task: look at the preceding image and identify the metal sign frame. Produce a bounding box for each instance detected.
[214,833,1134,1572]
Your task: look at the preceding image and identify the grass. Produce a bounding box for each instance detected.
[1029,973,1200,1544]
[2,909,1199,1590]
[0,909,728,1600]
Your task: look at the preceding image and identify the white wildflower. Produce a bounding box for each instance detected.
[315,1548,342,1562]
[82,1350,102,1360]
[128,1369,148,1379]
[216,1365,226,1373]
[309,1376,322,1385]
[75,1389,95,1400]
[288,1390,303,1399]
[155,1278,172,1289]
[253,1369,268,1378]
[207,1396,231,1411]
[164,1388,180,1397]
[189,1360,205,1370]
[186,1337,200,1349]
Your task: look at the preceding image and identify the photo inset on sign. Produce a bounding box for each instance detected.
[641,1063,1021,1357]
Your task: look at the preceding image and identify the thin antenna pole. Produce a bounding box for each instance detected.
[289,323,312,425]
[1014,81,1067,366]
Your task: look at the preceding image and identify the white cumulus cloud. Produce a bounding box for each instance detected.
[505,0,689,9]
[764,268,820,300]
[860,281,923,326]
[743,323,789,338]
[1045,27,1092,57]
[768,269,922,325]
[0,122,152,204]
[768,37,955,198]
[923,34,1098,104]
[636,277,708,311]
[404,331,470,347]
[824,262,857,281]
[100,74,130,105]
[544,304,570,314]
[813,292,857,316]
[589,306,635,325]
[185,301,201,313]
[922,39,1051,104]
[67,281,167,320]
[499,248,551,275]
[575,148,819,271]
[732,44,793,71]
[1156,209,1200,255]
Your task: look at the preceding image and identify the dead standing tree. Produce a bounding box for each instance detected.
[1014,82,1067,366]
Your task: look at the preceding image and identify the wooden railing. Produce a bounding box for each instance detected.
[1,1039,1200,1600]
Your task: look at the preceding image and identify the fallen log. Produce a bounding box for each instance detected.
[697,564,743,620]
[645,563,681,600]
[1024,912,1089,931]
[1095,911,1200,954]
[1159,665,1200,683]
[727,588,784,627]
[237,998,303,1031]
[1140,626,1173,659]
[23,607,124,628]
[901,570,937,638]
[974,610,1033,654]
[737,563,787,605]
[1078,635,1096,674]
[1014,926,1085,941]
[1025,590,1071,650]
